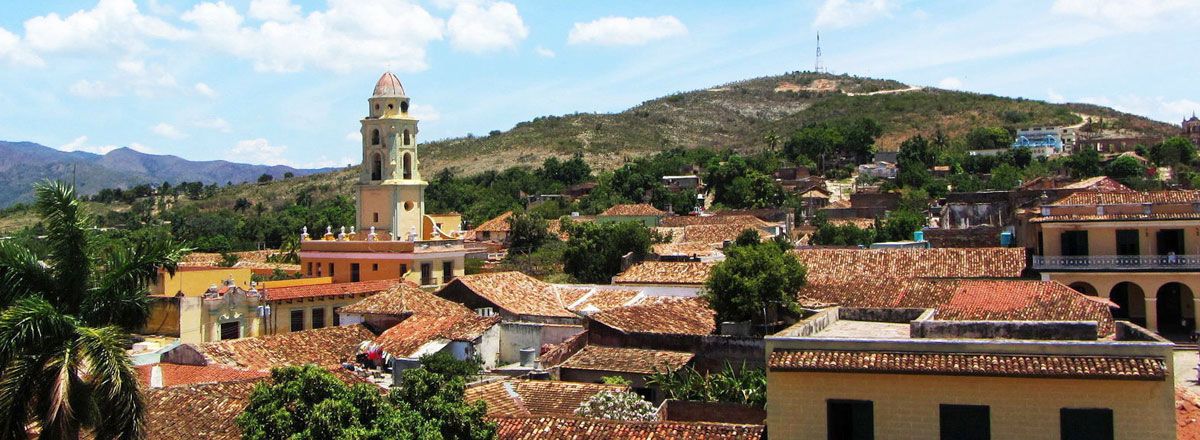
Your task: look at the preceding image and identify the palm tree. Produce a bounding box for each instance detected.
[0,181,186,440]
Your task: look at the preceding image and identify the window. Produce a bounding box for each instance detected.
[333,308,341,326]
[421,263,433,285]
[1116,229,1139,257]
[307,262,313,276]
[827,399,873,440]
[220,322,240,340]
[316,263,322,277]
[403,153,413,179]
[1157,229,1185,256]
[400,264,408,278]
[373,212,379,222]
[290,309,304,332]
[328,263,335,277]
[443,260,454,283]
[371,153,382,180]
[350,263,360,282]
[311,308,325,329]
[1060,231,1089,257]
[940,404,989,440]
[1060,408,1113,440]
[401,101,409,113]
[371,129,380,145]
[403,129,411,145]
[372,263,378,271]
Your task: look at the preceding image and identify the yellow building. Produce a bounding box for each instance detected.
[765,307,1176,440]
[298,72,467,287]
[150,266,252,297]
[1031,190,1200,334]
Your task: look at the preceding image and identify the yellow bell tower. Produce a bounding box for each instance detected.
[356,71,426,240]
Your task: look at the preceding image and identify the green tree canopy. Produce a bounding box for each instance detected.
[506,211,551,253]
[1105,155,1147,180]
[562,220,655,283]
[1149,136,1197,167]
[965,126,1013,150]
[702,241,806,330]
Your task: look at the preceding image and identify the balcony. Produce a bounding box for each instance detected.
[1033,254,1200,271]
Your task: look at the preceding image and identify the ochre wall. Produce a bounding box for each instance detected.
[302,254,464,286]
[151,268,252,296]
[766,371,1175,440]
[1039,222,1200,256]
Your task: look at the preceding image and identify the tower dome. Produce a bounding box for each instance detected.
[372,71,405,97]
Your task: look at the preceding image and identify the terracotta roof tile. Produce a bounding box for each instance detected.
[474,211,514,233]
[567,289,644,313]
[451,272,579,318]
[826,217,876,229]
[611,261,714,286]
[187,325,375,370]
[680,224,772,245]
[135,363,266,388]
[560,345,694,374]
[491,416,764,440]
[1178,388,1200,440]
[340,281,470,316]
[590,297,715,336]
[793,247,1027,282]
[660,215,770,228]
[182,250,279,265]
[651,242,720,257]
[600,203,667,217]
[467,380,628,418]
[1031,212,1200,223]
[769,349,1166,380]
[373,314,498,357]
[265,279,398,302]
[1061,176,1133,191]
[1051,190,1199,206]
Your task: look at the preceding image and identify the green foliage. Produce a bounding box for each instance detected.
[783,118,881,174]
[500,240,569,279]
[878,209,926,242]
[1105,155,1147,180]
[897,135,934,188]
[538,153,592,186]
[573,390,658,422]
[810,213,876,246]
[987,164,1023,190]
[965,126,1013,150]
[645,363,767,407]
[733,229,763,247]
[506,211,551,253]
[1149,136,1197,167]
[702,241,806,328]
[257,173,273,183]
[600,375,632,386]
[464,257,485,275]
[1066,148,1103,178]
[562,221,655,283]
[417,352,482,380]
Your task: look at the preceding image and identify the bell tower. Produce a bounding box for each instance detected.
[356,71,426,240]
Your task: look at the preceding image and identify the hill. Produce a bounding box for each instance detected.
[0,141,334,207]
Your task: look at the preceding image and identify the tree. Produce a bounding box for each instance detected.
[574,390,658,422]
[1105,155,1146,180]
[1149,136,1197,167]
[1066,147,1103,178]
[987,164,1023,190]
[703,241,806,330]
[257,173,273,183]
[965,127,1013,150]
[878,209,926,242]
[283,172,295,179]
[507,211,551,253]
[897,135,934,188]
[562,221,655,283]
[646,363,766,407]
[0,181,186,439]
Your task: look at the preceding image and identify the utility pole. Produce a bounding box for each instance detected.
[814,32,824,74]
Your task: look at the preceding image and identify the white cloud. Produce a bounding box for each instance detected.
[196,117,233,133]
[297,155,354,169]
[345,131,360,141]
[127,142,156,153]
[1078,95,1200,123]
[567,16,687,46]
[936,77,964,90]
[152,122,185,139]
[22,0,185,54]
[0,26,43,66]
[248,0,302,22]
[116,59,178,97]
[182,0,445,73]
[229,138,289,165]
[534,46,555,58]
[813,0,897,29]
[59,135,120,154]
[447,1,527,53]
[194,82,217,97]
[1046,89,1065,103]
[408,103,441,122]
[69,79,120,98]
[1051,0,1198,30]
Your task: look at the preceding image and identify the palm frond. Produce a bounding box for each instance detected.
[0,298,78,367]
[77,326,145,440]
[86,235,187,329]
[0,354,42,440]
[33,180,93,313]
[0,241,56,308]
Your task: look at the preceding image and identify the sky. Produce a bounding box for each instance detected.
[0,0,1197,168]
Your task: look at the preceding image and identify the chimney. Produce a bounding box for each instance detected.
[150,365,164,389]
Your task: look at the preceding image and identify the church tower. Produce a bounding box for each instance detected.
[356,71,426,240]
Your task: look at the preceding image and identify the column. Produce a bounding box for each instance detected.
[1146,297,1158,332]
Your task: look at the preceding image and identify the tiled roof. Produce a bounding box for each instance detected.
[188,325,374,370]
[234,261,302,272]
[374,314,499,357]
[793,248,1027,282]
[491,417,764,440]
[651,242,720,257]
[560,345,694,374]
[141,378,256,440]
[1051,190,1200,206]
[600,203,667,217]
[611,261,714,286]
[466,380,628,418]
[680,224,772,245]
[451,272,579,318]
[1031,212,1200,223]
[768,349,1166,380]
[1061,176,1133,192]
[826,217,876,229]
[660,215,770,228]
[590,297,715,336]
[265,279,398,302]
[136,363,266,388]
[1179,388,1200,440]
[340,281,470,316]
[182,250,279,265]
[474,211,514,233]
[567,288,644,313]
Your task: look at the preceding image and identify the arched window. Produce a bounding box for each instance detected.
[403,153,412,179]
[371,153,382,181]
[371,129,380,146]
[403,129,411,146]
[401,101,409,113]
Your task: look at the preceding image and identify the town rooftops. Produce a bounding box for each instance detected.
[466,380,629,418]
[680,223,772,245]
[600,203,667,217]
[565,288,644,314]
[589,297,715,336]
[651,242,721,258]
[135,363,267,388]
[611,261,714,286]
[1050,190,1200,206]
[141,378,256,440]
[767,350,1166,380]
[491,416,764,440]
[473,211,514,233]
[163,324,375,370]
[659,214,770,228]
[447,271,581,318]
[793,247,1027,282]
[559,345,695,375]
[339,281,470,316]
[264,279,399,302]
[1061,176,1134,191]
[373,313,499,358]
[1033,189,1200,223]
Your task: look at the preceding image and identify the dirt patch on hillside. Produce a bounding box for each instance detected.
[776,79,839,93]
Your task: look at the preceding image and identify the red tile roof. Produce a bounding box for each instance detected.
[651,242,720,257]
[1031,212,1200,223]
[264,279,398,302]
[600,203,667,217]
[1179,388,1200,440]
[680,224,772,245]
[611,261,714,286]
[567,289,644,313]
[660,215,770,228]
[560,345,694,374]
[374,314,499,357]
[1051,190,1200,206]
[590,297,715,336]
[473,211,514,233]
[136,363,266,388]
[1061,176,1133,192]
[141,378,256,440]
[466,380,629,418]
[769,350,1166,380]
[185,325,375,370]
[340,281,471,316]
[450,272,580,318]
[793,248,1027,282]
[491,416,764,440]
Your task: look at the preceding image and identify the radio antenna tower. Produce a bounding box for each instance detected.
[814,32,825,74]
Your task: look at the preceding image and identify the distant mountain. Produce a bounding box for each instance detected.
[0,141,334,207]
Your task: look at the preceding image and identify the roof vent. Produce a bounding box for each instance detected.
[1143,203,1153,215]
[1096,205,1105,215]
[149,365,164,389]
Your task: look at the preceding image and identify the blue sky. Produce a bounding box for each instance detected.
[0,0,1196,168]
